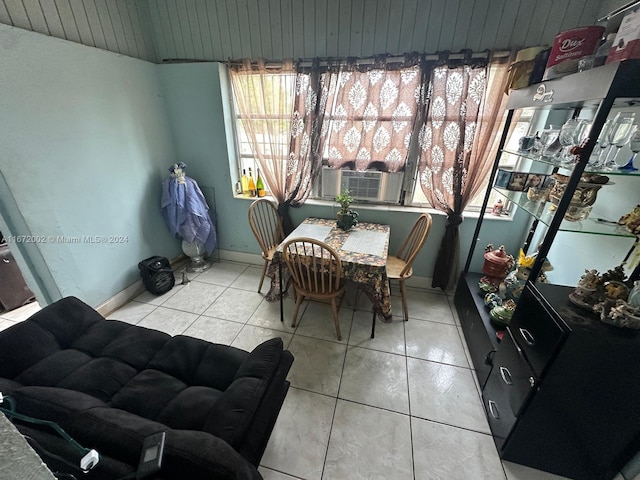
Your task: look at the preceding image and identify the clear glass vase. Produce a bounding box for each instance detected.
[181,240,211,273]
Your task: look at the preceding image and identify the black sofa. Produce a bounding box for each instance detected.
[0,296,293,479]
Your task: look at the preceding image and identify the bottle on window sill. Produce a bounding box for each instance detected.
[248,168,257,197]
[256,169,266,197]
[241,169,249,196]
[492,199,504,216]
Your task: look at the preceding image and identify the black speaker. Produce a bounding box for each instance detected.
[138,256,175,295]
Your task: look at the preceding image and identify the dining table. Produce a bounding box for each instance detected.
[265,217,392,337]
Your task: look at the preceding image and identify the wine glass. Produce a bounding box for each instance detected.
[620,125,640,172]
[557,119,583,165]
[602,112,636,171]
[588,119,613,168]
[539,125,559,159]
[563,119,592,166]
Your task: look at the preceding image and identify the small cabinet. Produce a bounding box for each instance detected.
[482,327,536,443]
[508,286,566,378]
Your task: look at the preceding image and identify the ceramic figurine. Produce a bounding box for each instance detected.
[484,292,503,309]
[479,244,514,291]
[629,281,640,309]
[503,248,553,302]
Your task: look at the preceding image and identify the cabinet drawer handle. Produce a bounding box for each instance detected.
[529,376,536,388]
[519,328,536,346]
[488,400,500,419]
[499,366,513,385]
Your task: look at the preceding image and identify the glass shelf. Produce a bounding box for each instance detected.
[493,188,637,238]
[501,149,640,177]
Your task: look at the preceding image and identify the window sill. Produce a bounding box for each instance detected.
[233,194,514,221]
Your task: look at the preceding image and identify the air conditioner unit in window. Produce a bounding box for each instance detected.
[320,167,403,203]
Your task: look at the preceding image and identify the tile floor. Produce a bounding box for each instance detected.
[0,261,626,480]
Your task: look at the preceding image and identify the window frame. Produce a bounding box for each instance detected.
[224,62,514,216]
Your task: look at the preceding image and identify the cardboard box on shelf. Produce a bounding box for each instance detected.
[607,9,640,63]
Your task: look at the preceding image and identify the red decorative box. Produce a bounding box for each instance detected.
[543,25,604,80]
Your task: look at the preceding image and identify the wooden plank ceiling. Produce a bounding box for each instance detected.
[0,0,608,64]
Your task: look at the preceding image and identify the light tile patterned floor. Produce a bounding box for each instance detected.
[1,260,611,480]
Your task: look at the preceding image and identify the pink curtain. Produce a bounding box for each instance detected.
[229,59,299,231]
[321,55,424,173]
[418,53,512,290]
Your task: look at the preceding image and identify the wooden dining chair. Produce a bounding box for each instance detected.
[386,213,433,321]
[248,199,285,293]
[282,237,345,340]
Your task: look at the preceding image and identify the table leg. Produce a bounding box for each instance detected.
[370,310,376,338]
[279,261,284,323]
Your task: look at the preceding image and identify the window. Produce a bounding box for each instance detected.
[227,57,507,213]
[231,72,296,194]
[313,66,422,204]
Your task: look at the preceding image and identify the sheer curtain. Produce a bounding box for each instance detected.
[283,64,327,231]
[417,53,511,290]
[228,59,298,232]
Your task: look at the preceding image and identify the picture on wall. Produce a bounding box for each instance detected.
[494,169,512,189]
[508,173,528,191]
[524,174,546,189]
[542,175,556,189]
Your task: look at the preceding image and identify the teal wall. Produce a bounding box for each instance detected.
[0,24,181,308]
[0,26,529,308]
[157,62,530,283]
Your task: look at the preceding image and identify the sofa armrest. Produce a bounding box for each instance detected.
[203,338,286,446]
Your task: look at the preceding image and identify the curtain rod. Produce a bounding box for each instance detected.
[598,0,640,21]
[225,50,511,70]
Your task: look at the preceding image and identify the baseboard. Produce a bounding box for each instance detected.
[215,249,263,266]
[95,254,189,317]
[95,252,448,317]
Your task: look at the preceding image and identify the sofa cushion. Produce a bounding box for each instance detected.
[15,349,93,387]
[0,321,61,379]
[0,377,21,394]
[110,369,190,420]
[148,335,248,390]
[162,430,263,480]
[10,386,108,427]
[156,386,224,430]
[73,320,171,370]
[70,406,168,465]
[29,295,104,347]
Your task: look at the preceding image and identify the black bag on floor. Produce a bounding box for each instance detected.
[138,256,175,295]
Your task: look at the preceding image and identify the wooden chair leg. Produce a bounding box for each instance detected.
[291,291,305,328]
[400,279,409,322]
[331,298,342,341]
[258,260,268,293]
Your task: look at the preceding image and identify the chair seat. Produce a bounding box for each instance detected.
[386,255,413,280]
[263,246,277,261]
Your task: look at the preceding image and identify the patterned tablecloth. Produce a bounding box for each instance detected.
[266,217,392,321]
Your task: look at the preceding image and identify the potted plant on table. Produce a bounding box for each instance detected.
[335,189,359,231]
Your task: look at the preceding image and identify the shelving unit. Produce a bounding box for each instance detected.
[454,60,640,480]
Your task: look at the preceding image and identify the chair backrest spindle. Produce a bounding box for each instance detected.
[396,213,433,278]
[248,199,285,256]
[282,237,343,297]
